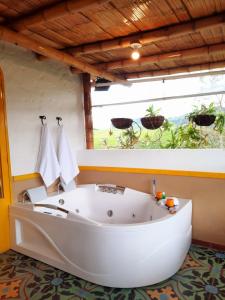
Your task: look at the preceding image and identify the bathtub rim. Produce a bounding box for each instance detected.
[38,183,192,226]
[10,198,192,229]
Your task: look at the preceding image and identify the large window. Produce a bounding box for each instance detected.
[92,73,225,149]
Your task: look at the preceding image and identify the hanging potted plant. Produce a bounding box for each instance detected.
[111,118,133,129]
[141,105,165,130]
[105,119,142,149]
[187,103,216,126]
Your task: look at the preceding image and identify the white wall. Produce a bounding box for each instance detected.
[0,41,85,176]
[77,149,225,173]
[1,41,224,176]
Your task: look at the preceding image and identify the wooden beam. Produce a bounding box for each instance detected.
[10,0,110,32]
[0,25,125,83]
[82,73,93,149]
[70,66,82,74]
[96,43,225,71]
[63,12,225,56]
[123,61,225,79]
[70,60,225,76]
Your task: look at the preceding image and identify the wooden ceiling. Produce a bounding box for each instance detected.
[0,0,225,81]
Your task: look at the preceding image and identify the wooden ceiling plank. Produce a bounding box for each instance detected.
[161,0,182,23]
[0,24,125,83]
[63,12,225,56]
[45,13,90,32]
[96,42,225,71]
[179,0,192,19]
[35,28,76,46]
[9,0,111,32]
[108,1,140,31]
[81,6,138,37]
[108,2,158,31]
[111,0,180,30]
[26,30,64,48]
[184,0,217,18]
[2,0,59,16]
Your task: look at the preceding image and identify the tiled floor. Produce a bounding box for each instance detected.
[0,244,224,299]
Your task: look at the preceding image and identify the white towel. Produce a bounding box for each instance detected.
[60,180,76,192]
[57,125,79,185]
[36,124,61,187]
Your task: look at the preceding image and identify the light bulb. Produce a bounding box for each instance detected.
[131,50,140,60]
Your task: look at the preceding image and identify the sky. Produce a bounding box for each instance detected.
[91,74,225,129]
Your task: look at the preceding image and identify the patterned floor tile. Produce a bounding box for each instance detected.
[0,245,224,299]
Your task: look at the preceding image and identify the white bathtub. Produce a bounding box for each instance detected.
[10,184,192,288]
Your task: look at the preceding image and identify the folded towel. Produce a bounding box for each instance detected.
[25,186,48,203]
[57,125,79,185]
[36,124,61,187]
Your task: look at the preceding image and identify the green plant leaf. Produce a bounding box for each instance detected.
[145,104,160,117]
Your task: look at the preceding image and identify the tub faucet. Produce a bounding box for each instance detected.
[19,191,30,204]
[152,178,156,197]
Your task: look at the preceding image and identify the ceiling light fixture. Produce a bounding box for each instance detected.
[130,41,142,60]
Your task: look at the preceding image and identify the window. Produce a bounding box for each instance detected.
[92,73,225,149]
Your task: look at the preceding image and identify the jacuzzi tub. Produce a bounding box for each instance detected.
[10,184,192,288]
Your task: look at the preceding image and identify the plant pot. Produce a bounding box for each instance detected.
[141,116,165,130]
[192,114,216,126]
[111,118,133,129]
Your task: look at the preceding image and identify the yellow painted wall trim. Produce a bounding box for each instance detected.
[79,166,225,179]
[13,172,40,182]
[13,166,225,181]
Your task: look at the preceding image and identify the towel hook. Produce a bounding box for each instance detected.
[56,116,62,126]
[39,115,46,125]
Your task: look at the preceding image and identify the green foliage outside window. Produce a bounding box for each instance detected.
[94,101,225,149]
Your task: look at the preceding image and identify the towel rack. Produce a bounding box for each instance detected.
[56,116,62,126]
[39,115,46,125]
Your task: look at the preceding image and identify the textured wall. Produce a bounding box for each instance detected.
[0,41,85,176]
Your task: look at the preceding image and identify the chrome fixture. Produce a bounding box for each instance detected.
[152,178,156,197]
[107,210,113,217]
[58,198,65,205]
[19,191,30,204]
[96,184,125,194]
